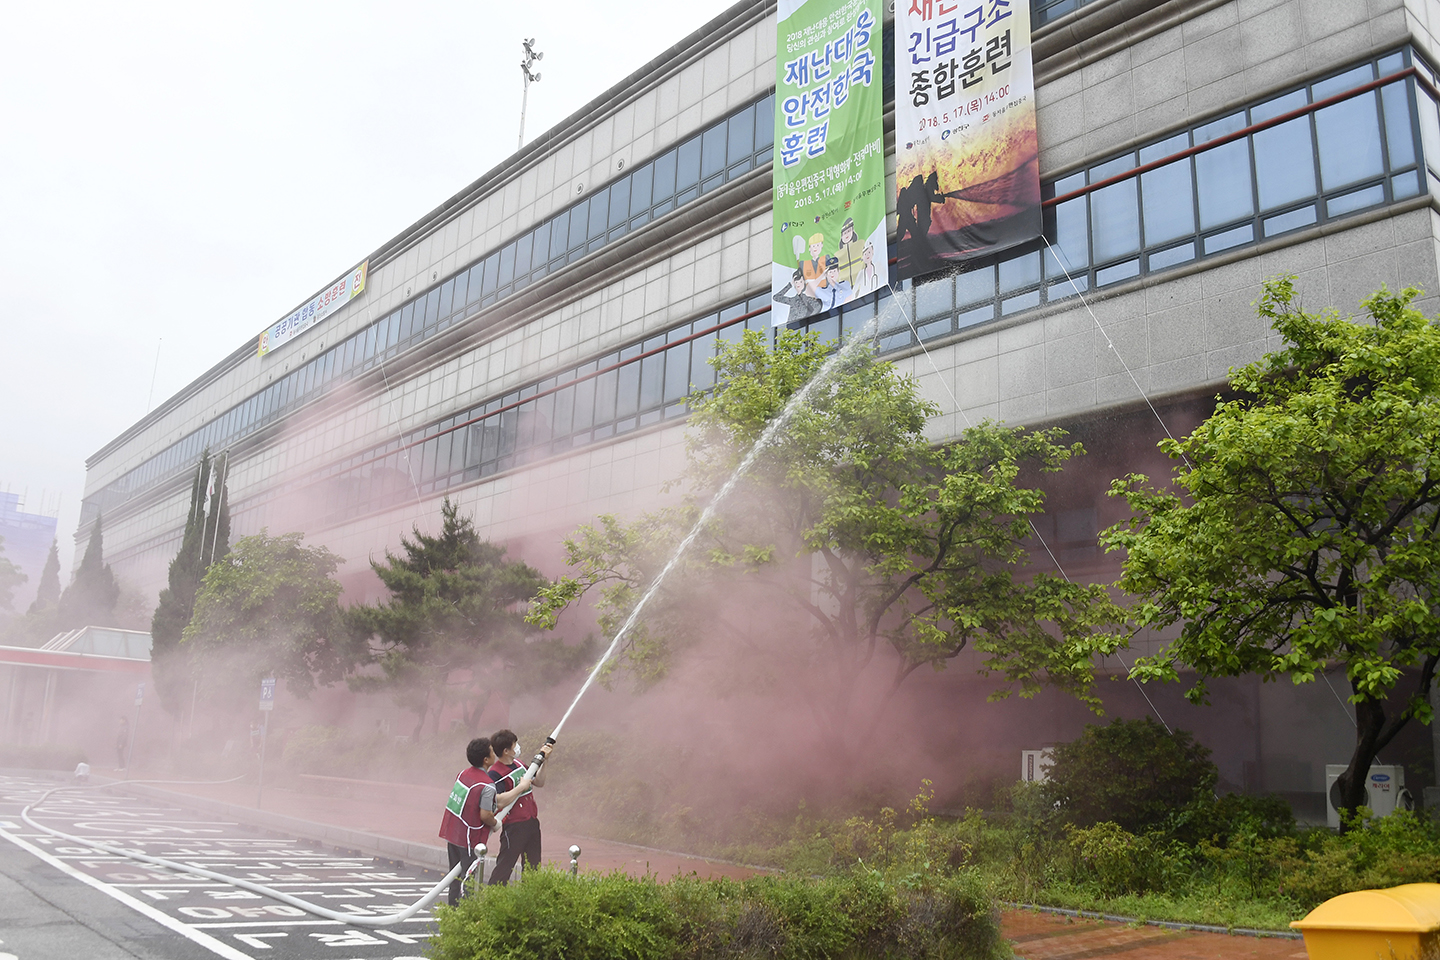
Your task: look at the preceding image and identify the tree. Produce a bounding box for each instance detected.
[1103,279,1440,825]
[349,499,587,740]
[57,514,119,627]
[0,536,26,613]
[1040,718,1217,834]
[27,541,60,614]
[531,330,1120,742]
[182,531,347,706]
[152,452,231,713]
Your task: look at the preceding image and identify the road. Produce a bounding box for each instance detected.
[0,774,443,960]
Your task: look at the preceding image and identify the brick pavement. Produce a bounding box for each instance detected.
[132,773,1310,958]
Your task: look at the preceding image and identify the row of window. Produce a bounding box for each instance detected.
[81,94,777,528]
[852,49,1430,352]
[230,293,778,532]
[198,49,1440,540]
[91,47,1432,545]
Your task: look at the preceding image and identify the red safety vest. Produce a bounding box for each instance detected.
[438,766,494,848]
[489,760,537,823]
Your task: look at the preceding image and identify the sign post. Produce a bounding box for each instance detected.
[124,682,143,781]
[257,677,274,808]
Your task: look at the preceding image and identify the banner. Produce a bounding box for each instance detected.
[771,0,888,326]
[258,260,369,357]
[894,0,1041,280]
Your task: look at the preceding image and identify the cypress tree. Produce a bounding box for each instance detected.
[27,541,61,614]
[152,453,217,714]
[57,515,119,627]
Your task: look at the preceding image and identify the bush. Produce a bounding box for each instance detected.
[432,867,1005,960]
[1280,810,1440,908]
[1041,718,1217,834]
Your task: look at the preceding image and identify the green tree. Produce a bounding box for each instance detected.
[152,452,231,714]
[57,515,119,627]
[0,536,27,613]
[1104,279,1440,825]
[531,330,1120,741]
[348,499,586,741]
[1041,718,1218,834]
[182,530,347,706]
[27,541,60,614]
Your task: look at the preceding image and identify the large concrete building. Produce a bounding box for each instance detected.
[77,0,1440,808]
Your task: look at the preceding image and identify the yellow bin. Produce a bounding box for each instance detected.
[1291,884,1440,960]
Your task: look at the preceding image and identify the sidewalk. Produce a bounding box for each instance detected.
[108,772,1306,958]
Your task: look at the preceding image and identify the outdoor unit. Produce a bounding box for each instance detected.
[1020,749,1053,783]
[1325,764,1413,829]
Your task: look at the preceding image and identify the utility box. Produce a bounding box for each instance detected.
[1325,765,1413,829]
[1291,883,1440,960]
[1020,749,1053,784]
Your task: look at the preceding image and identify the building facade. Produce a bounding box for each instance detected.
[78,0,1440,804]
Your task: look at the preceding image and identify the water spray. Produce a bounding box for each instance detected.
[23,316,884,924]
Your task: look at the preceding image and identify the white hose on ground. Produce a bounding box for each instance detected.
[18,778,462,927]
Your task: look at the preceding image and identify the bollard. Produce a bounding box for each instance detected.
[568,844,581,876]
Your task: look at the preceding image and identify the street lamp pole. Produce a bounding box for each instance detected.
[519,38,542,151]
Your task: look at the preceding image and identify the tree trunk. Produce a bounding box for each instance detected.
[1335,693,1393,832]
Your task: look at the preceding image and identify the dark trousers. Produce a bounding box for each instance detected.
[447,842,478,906]
[487,818,541,885]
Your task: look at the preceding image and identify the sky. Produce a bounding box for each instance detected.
[0,0,741,574]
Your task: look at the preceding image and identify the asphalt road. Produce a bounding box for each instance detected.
[0,774,445,960]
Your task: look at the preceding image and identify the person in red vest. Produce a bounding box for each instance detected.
[438,736,537,905]
[486,728,550,885]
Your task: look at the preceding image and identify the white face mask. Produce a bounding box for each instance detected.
[512,743,522,759]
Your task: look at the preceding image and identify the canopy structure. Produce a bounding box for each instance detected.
[0,626,152,746]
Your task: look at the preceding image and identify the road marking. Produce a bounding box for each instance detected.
[0,825,253,960]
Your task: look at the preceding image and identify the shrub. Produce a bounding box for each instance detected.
[1041,717,1217,834]
[1063,821,1193,897]
[432,867,1005,960]
[1281,810,1440,908]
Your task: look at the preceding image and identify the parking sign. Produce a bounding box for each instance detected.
[259,677,275,711]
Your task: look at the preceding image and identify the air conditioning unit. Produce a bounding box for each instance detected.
[1325,764,1414,829]
[1020,749,1054,783]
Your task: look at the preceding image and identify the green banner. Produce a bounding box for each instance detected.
[772,0,888,325]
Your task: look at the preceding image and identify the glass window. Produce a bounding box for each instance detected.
[1254,117,1315,210]
[451,272,469,313]
[467,263,486,304]
[639,346,665,412]
[998,251,1041,293]
[676,136,701,190]
[437,279,454,318]
[1250,89,1307,124]
[1196,139,1254,229]
[498,242,516,287]
[663,340,691,402]
[630,164,654,216]
[652,149,677,204]
[513,232,533,280]
[549,210,571,260]
[588,187,610,239]
[530,221,551,269]
[756,96,774,151]
[701,125,727,179]
[363,325,377,361]
[373,316,391,355]
[728,107,755,164]
[571,366,596,431]
[1140,160,1195,245]
[690,329,718,392]
[395,305,413,344]
[1091,178,1140,261]
[424,288,441,327]
[569,198,590,249]
[1382,81,1417,169]
[609,179,630,230]
[1316,94,1384,191]
[955,264,995,306]
[482,255,499,296]
[916,274,952,319]
[592,366,618,424]
[1046,196,1089,276]
[1313,64,1373,100]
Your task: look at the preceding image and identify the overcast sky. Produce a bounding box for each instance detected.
[0,0,740,573]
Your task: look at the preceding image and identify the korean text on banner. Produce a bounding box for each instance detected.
[257,261,369,357]
[894,0,1041,281]
[772,0,888,326]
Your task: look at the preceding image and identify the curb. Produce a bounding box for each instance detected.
[1002,902,1303,940]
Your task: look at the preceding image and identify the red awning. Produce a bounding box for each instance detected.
[0,645,151,674]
